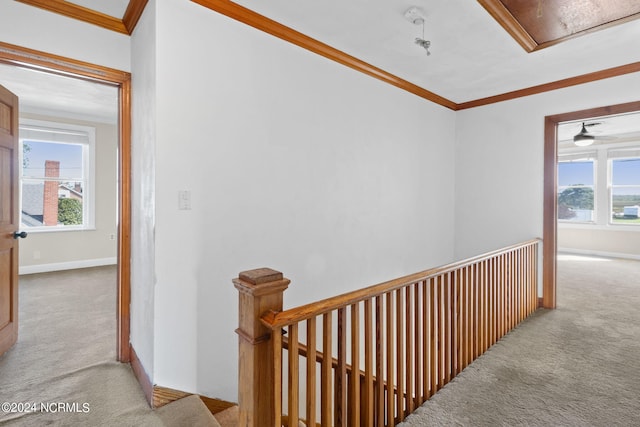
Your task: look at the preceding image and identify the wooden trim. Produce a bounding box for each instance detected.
[476,0,537,52]
[262,239,541,329]
[130,344,153,406]
[15,0,128,34]
[0,42,132,361]
[0,41,130,84]
[190,0,457,110]
[457,62,640,110]
[478,0,640,53]
[118,78,132,362]
[123,0,149,34]
[542,101,640,309]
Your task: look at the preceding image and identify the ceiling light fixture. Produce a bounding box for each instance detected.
[573,123,595,146]
[404,6,431,56]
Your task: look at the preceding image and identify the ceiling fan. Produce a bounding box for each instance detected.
[573,122,612,146]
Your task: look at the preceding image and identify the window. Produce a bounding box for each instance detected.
[558,153,596,223]
[19,119,95,231]
[610,150,640,225]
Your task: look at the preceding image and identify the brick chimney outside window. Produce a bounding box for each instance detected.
[42,160,60,226]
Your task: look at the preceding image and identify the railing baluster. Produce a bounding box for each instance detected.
[431,277,439,393]
[413,282,421,408]
[306,317,316,427]
[273,328,283,427]
[363,299,374,427]
[422,280,429,401]
[396,288,404,421]
[321,313,332,427]
[375,295,384,427]
[406,285,415,415]
[288,324,299,426]
[444,273,451,385]
[386,291,395,427]
[350,303,360,427]
[336,308,347,427]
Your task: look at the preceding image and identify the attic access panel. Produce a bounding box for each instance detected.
[478,0,640,52]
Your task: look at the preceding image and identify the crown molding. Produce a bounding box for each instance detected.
[457,62,640,110]
[191,0,457,110]
[15,0,148,35]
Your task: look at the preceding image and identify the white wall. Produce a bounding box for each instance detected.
[0,1,130,72]
[146,0,456,400]
[18,113,118,273]
[130,0,157,384]
[454,72,640,261]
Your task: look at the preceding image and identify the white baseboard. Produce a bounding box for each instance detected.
[558,248,640,261]
[19,257,117,275]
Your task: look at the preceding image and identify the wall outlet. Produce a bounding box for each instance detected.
[109,234,116,241]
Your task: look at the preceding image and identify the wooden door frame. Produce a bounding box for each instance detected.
[543,100,640,309]
[0,41,132,362]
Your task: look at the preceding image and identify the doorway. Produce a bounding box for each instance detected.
[0,42,131,362]
[543,100,640,309]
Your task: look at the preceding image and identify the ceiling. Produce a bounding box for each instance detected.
[558,112,640,148]
[3,0,640,129]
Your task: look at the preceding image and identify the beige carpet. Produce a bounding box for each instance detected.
[399,254,640,426]
[0,266,218,426]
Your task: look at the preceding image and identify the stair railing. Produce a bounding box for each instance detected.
[234,239,541,427]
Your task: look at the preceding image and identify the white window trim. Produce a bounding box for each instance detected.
[19,118,96,233]
[558,140,640,232]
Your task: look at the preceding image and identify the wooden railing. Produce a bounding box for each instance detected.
[234,239,540,427]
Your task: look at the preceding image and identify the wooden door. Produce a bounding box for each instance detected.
[0,84,19,356]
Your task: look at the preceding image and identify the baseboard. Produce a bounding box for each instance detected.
[558,248,640,261]
[152,385,236,414]
[19,257,117,275]
[130,344,154,407]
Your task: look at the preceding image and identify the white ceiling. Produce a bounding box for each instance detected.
[558,112,640,148]
[0,62,118,124]
[233,0,640,103]
[67,0,130,18]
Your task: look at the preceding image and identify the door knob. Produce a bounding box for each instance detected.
[13,231,27,239]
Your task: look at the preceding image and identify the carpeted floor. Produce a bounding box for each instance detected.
[0,266,218,426]
[399,254,640,426]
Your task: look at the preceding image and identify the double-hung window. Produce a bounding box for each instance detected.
[609,149,640,225]
[19,119,95,231]
[558,152,596,223]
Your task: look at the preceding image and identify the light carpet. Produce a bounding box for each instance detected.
[399,254,640,426]
[0,266,218,426]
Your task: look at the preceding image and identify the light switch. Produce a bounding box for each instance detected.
[178,190,191,210]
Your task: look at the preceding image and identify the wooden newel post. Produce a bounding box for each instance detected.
[234,268,290,427]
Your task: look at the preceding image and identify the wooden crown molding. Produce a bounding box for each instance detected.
[477,0,537,52]
[191,0,457,111]
[15,0,128,34]
[457,61,640,110]
[123,0,149,34]
[15,0,148,35]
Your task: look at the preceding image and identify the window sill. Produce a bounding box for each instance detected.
[22,226,97,234]
[558,222,640,232]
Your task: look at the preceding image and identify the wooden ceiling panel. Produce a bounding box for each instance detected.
[479,0,640,51]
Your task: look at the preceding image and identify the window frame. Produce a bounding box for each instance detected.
[557,153,597,224]
[19,118,96,233]
[609,153,640,226]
